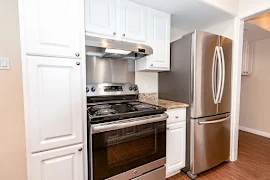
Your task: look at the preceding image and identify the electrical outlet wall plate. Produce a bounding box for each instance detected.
[0,57,10,70]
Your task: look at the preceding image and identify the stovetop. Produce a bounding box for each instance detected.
[87,101,166,124]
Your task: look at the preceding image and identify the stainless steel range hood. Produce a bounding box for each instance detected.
[85,36,153,60]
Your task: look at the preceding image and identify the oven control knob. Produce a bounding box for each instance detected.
[86,87,90,92]
[129,86,133,91]
[133,170,138,175]
[91,86,96,92]
[133,86,138,91]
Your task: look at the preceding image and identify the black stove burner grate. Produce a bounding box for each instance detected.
[94,108,118,116]
[87,101,166,124]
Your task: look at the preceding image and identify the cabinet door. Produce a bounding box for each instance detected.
[148,9,170,70]
[23,0,82,58]
[118,0,146,42]
[26,56,83,153]
[31,144,84,180]
[85,0,116,37]
[166,122,186,175]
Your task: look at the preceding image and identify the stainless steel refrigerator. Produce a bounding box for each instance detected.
[158,30,231,179]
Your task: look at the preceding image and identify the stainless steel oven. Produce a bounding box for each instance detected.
[88,114,167,180]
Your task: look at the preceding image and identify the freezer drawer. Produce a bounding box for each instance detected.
[190,113,230,174]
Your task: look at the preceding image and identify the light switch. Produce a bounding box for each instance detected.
[0,57,10,70]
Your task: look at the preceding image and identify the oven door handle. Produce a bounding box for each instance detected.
[91,113,168,134]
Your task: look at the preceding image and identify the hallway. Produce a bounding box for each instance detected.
[168,131,270,180]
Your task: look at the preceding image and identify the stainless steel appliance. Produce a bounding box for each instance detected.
[87,83,167,180]
[85,36,153,60]
[158,30,232,179]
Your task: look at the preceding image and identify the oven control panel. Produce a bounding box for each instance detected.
[104,86,123,92]
[87,83,139,97]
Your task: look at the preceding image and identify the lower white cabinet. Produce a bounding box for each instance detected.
[30,144,84,180]
[166,108,186,178]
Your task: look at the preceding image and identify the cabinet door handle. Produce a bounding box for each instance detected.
[167,127,170,130]
[175,116,179,119]
[150,64,153,67]
[78,148,83,152]
[75,52,80,57]
[113,32,116,35]
[122,33,125,37]
[76,62,80,66]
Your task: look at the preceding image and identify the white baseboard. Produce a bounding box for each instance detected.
[239,126,270,138]
[166,169,181,178]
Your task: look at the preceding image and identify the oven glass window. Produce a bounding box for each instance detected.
[91,121,166,180]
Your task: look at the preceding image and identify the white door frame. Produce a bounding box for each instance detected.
[230,6,270,161]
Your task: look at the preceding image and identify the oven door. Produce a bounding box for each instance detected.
[89,114,167,180]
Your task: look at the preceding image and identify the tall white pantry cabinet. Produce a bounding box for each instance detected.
[19,0,173,179]
[18,0,87,180]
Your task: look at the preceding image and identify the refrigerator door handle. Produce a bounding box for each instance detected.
[198,115,230,125]
[212,46,222,104]
[218,46,225,103]
[212,47,218,104]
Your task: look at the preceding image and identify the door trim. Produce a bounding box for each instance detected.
[231,5,270,161]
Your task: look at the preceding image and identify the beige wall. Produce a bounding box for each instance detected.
[240,38,270,134]
[0,0,27,179]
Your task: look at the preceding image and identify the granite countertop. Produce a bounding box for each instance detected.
[139,93,189,110]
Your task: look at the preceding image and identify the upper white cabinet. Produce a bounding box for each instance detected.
[85,0,116,37]
[85,0,147,43]
[30,144,84,180]
[22,0,82,58]
[136,9,171,71]
[26,56,83,153]
[118,0,147,42]
[242,39,254,76]
[85,0,171,71]
[148,9,170,69]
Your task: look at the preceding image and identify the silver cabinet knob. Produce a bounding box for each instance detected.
[113,32,116,35]
[75,52,80,57]
[122,33,125,37]
[175,116,179,119]
[76,62,80,65]
[150,64,153,67]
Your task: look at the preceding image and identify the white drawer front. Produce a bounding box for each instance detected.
[166,108,186,124]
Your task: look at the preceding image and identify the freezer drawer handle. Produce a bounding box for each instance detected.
[198,115,230,125]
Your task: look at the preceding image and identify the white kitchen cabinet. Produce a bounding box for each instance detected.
[85,0,147,43]
[26,56,83,153]
[30,144,84,180]
[85,0,116,37]
[166,108,186,178]
[118,0,147,42]
[136,9,171,71]
[242,39,254,76]
[22,0,82,58]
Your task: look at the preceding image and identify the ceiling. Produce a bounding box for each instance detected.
[130,0,235,31]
